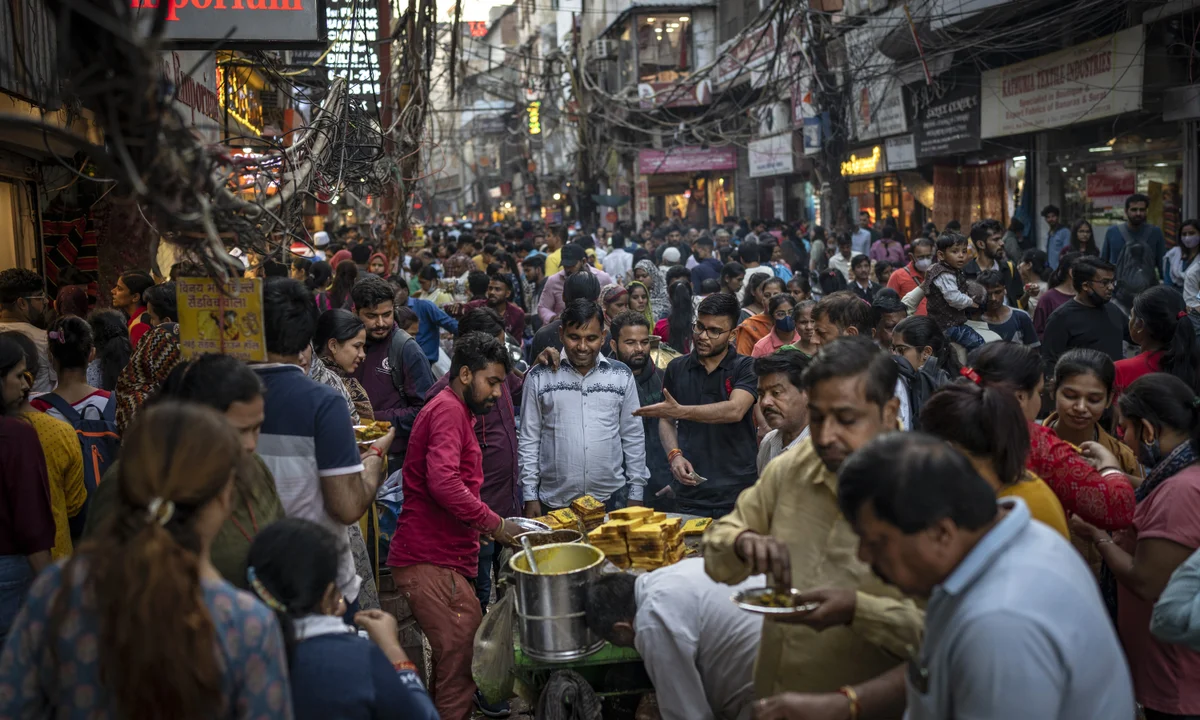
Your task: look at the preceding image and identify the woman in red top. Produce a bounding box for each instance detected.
[109,271,154,347]
[1118,286,1198,396]
[968,341,1136,531]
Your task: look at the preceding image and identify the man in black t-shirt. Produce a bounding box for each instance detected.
[1041,257,1126,368]
[634,293,759,518]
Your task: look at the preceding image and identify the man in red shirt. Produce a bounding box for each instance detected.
[466,274,526,340]
[886,236,934,316]
[388,331,524,720]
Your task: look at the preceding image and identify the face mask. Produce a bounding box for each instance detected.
[1138,433,1163,469]
[1183,233,1200,249]
[914,258,932,272]
[775,316,796,333]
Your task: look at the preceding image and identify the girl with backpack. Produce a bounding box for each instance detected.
[246,518,437,720]
[31,316,113,423]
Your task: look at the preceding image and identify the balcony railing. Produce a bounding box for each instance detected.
[0,0,60,107]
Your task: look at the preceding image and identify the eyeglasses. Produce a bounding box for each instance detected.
[1089,279,1116,288]
[692,322,732,338]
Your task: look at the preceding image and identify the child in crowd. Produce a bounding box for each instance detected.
[246,518,438,720]
[907,233,985,351]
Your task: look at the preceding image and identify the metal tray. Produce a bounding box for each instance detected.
[732,587,820,617]
[507,517,552,534]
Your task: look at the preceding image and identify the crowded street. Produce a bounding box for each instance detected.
[2,0,1200,718]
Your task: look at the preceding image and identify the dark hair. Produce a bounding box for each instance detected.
[1008,218,1024,233]
[1071,256,1115,292]
[1133,286,1198,391]
[246,518,344,661]
[489,273,515,296]
[920,383,1030,485]
[563,271,602,304]
[697,292,740,329]
[754,349,810,390]
[584,571,638,644]
[837,432,999,531]
[262,278,317,355]
[935,233,969,254]
[560,299,605,331]
[1041,205,1061,218]
[768,292,795,319]
[761,277,786,296]
[910,236,935,253]
[305,260,333,291]
[873,262,893,284]
[350,244,372,264]
[813,292,873,336]
[0,267,43,305]
[788,274,812,295]
[817,269,848,295]
[893,316,958,374]
[945,220,962,232]
[976,269,1004,290]
[521,254,546,271]
[458,307,505,337]
[871,292,906,325]
[0,334,25,414]
[451,331,511,378]
[418,265,440,283]
[467,270,491,298]
[1020,249,1049,281]
[1126,193,1150,211]
[666,280,694,351]
[261,260,289,278]
[144,282,178,323]
[968,219,1002,246]
[665,265,691,288]
[802,335,898,407]
[611,233,626,249]
[328,261,359,309]
[155,353,265,413]
[851,254,871,270]
[46,315,94,371]
[349,276,395,311]
[314,309,366,355]
[1050,251,1082,289]
[2,330,38,384]
[970,341,1041,393]
[394,305,418,330]
[119,271,156,305]
[609,309,651,341]
[292,257,313,275]
[1119,373,1200,455]
[1069,220,1097,254]
[738,242,760,265]
[1054,348,1115,396]
[700,278,721,294]
[88,309,133,391]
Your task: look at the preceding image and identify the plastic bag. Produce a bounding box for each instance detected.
[472,590,516,704]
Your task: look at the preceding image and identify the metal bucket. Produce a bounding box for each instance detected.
[514,529,584,547]
[509,542,606,663]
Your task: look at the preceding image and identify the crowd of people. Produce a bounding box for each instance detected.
[1,190,1200,720]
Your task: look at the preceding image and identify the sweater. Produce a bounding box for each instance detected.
[291,630,437,720]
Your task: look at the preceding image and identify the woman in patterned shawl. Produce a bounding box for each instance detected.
[309,309,373,424]
[114,322,181,433]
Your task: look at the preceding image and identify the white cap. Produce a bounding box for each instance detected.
[662,247,681,263]
[313,231,330,247]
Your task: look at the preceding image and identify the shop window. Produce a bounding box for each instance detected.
[637,15,693,83]
[0,179,38,273]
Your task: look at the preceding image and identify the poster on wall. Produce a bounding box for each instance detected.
[1087,162,1136,208]
[913,83,981,159]
[851,76,908,141]
[980,26,1144,139]
[177,277,266,362]
[748,134,795,178]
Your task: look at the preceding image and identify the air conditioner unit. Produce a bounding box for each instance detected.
[592,39,618,59]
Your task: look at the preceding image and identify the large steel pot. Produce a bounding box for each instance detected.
[509,542,606,662]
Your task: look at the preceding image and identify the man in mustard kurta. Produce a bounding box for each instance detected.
[703,336,924,709]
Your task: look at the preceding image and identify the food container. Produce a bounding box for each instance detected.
[515,529,584,547]
[509,542,606,662]
[507,517,551,534]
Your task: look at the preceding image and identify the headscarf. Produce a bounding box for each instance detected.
[368,252,389,275]
[600,284,628,324]
[635,258,669,320]
[114,322,182,433]
[626,281,654,327]
[329,249,353,270]
[55,285,90,317]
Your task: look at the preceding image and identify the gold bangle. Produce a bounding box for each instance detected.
[837,686,860,720]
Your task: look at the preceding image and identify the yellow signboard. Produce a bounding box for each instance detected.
[840,146,883,176]
[177,277,266,362]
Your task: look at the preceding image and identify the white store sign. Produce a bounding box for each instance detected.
[851,76,908,141]
[749,133,795,178]
[980,26,1144,139]
[885,134,917,170]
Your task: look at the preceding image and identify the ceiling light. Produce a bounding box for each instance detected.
[646,17,655,22]
[680,16,688,21]
[1012,155,1026,162]
[1154,162,1169,167]
[242,147,253,154]
[1061,167,1068,172]
[1088,146,1112,153]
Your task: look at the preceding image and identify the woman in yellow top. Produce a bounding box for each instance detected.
[921,381,1070,538]
[1,332,85,558]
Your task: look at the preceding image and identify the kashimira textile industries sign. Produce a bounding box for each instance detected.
[132,0,323,46]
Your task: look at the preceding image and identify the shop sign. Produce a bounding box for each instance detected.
[714,20,777,89]
[635,177,650,227]
[841,146,885,176]
[161,51,220,144]
[851,76,908,141]
[749,133,795,178]
[913,83,981,159]
[177,277,266,362]
[637,80,712,109]
[1087,162,1136,208]
[325,0,381,104]
[980,26,1144,139]
[133,0,321,45]
[216,66,263,134]
[885,135,917,171]
[637,147,737,174]
[527,102,542,135]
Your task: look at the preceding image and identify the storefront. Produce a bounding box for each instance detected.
[637,147,737,228]
[749,132,816,223]
[841,145,925,240]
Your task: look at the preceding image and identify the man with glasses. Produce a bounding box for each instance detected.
[634,293,758,517]
[1041,256,1126,366]
[0,268,55,392]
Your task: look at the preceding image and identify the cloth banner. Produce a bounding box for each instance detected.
[932,163,1008,231]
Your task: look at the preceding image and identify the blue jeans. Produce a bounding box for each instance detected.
[0,555,34,646]
[945,323,985,351]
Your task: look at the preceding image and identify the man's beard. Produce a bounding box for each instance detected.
[620,352,648,370]
[465,391,495,415]
[488,297,505,308]
[696,340,727,358]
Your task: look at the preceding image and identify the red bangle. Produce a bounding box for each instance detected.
[366,446,384,460]
[667,448,683,462]
[394,660,417,673]
[837,686,861,720]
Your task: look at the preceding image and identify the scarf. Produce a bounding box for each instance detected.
[114,322,181,433]
[321,354,374,422]
[626,281,655,327]
[601,284,627,324]
[636,259,669,320]
[1100,439,1199,616]
[328,250,353,270]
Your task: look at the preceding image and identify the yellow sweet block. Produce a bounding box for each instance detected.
[609,506,654,522]
[548,509,580,527]
[680,517,711,536]
[647,512,667,524]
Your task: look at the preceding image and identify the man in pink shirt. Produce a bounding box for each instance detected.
[537,243,612,324]
[388,331,524,720]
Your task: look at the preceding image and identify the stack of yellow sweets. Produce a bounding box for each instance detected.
[569,495,608,531]
[585,507,687,570]
[533,509,581,532]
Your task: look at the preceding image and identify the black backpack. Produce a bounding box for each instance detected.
[1113,223,1159,306]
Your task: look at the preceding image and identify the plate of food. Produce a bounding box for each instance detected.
[732,587,820,617]
[354,420,391,448]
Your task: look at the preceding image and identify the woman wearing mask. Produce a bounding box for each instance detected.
[969,341,1136,531]
[633,259,669,320]
[0,336,55,643]
[110,271,155,347]
[1118,285,1199,396]
[752,294,797,357]
[311,309,373,424]
[0,402,293,718]
[246,519,437,720]
[736,277,786,355]
[784,300,820,357]
[921,382,1070,538]
[86,310,132,392]
[1071,374,1200,720]
[1164,219,1200,293]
